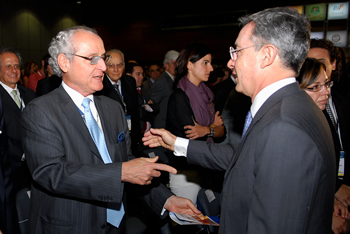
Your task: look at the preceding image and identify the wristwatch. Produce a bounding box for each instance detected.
[208,126,215,137]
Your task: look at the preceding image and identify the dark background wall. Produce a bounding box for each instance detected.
[0,0,347,67]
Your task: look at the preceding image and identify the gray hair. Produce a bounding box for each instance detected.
[48,26,98,77]
[106,49,124,62]
[0,47,22,67]
[163,50,179,65]
[239,7,311,75]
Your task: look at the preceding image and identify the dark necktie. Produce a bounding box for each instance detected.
[81,97,124,227]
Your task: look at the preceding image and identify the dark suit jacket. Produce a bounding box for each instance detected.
[0,85,36,193]
[330,91,350,188]
[0,92,16,234]
[36,75,62,97]
[21,85,173,234]
[151,71,173,128]
[96,74,142,157]
[211,77,236,114]
[186,83,335,233]
[141,79,153,102]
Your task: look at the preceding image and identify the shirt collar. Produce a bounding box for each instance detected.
[106,74,121,86]
[165,70,175,81]
[251,77,296,118]
[62,81,94,110]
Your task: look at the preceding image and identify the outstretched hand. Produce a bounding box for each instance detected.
[122,156,177,185]
[143,128,177,151]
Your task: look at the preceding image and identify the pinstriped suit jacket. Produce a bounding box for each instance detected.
[22,85,173,234]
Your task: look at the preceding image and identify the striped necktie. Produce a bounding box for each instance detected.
[11,90,21,108]
[242,110,252,138]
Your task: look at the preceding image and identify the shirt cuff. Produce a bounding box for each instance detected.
[174,137,189,157]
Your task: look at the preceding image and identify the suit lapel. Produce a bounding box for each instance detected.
[58,87,103,161]
[94,95,122,163]
[102,75,123,104]
[227,83,301,170]
[0,85,21,117]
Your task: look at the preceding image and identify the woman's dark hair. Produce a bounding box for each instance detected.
[24,61,36,77]
[174,42,212,87]
[296,58,327,89]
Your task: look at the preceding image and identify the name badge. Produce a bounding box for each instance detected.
[126,114,131,132]
[338,151,345,177]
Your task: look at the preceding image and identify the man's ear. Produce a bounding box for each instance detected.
[331,59,336,71]
[57,54,69,73]
[260,44,277,69]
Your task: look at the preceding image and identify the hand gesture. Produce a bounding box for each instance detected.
[122,156,177,185]
[212,111,223,126]
[143,128,177,151]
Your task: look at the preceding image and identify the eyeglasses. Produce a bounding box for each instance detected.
[107,63,125,70]
[66,53,111,65]
[305,80,333,92]
[229,45,262,60]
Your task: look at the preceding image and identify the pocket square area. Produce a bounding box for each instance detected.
[118,132,125,143]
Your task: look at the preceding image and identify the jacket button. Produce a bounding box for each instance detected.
[101,224,106,229]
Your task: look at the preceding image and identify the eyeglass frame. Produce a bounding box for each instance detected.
[305,80,333,92]
[106,63,125,70]
[65,53,111,65]
[229,44,264,60]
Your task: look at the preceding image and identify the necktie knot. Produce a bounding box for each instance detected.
[82,97,91,110]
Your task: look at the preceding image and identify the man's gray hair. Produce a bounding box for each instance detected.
[48,26,98,77]
[0,47,22,67]
[239,7,311,75]
[163,50,179,65]
[106,49,124,62]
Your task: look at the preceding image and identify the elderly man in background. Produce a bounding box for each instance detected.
[22,26,201,234]
[151,50,179,129]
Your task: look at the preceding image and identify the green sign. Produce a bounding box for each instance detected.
[306,4,326,21]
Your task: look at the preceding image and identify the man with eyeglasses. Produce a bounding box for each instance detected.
[0,47,36,233]
[21,26,202,234]
[308,38,350,233]
[142,63,161,102]
[144,7,336,233]
[96,49,143,158]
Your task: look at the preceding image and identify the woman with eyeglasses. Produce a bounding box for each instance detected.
[296,57,349,233]
[166,42,224,205]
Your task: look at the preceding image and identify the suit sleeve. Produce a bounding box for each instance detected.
[21,102,125,204]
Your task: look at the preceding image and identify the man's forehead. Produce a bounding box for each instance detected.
[0,52,19,63]
[73,31,105,55]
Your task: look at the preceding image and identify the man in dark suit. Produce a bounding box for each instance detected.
[142,63,161,102]
[144,7,336,233]
[95,49,142,157]
[151,50,179,129]
[0,47,36,233]
[308,38,350,232]
[21,26,201,234]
